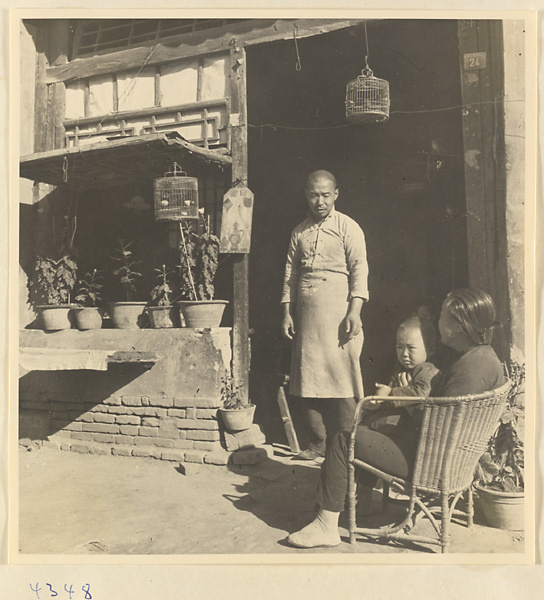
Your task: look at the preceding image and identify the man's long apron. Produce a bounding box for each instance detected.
[290,270,364,399]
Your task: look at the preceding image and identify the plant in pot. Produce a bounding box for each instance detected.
[177,215,228,328]
[218,369,255,432]
[108,239,147,329]
[71,268,105,330]
[475,360,526,531]
[147,264,180,328]
[30,254,78,330]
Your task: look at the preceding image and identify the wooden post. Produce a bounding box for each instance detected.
[458,20,510,362]
[34,20,69,153]
[228,45,250,403]
[33,24,49,153]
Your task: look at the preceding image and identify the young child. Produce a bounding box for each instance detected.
[358,316,439,514]
[375,316,439,399]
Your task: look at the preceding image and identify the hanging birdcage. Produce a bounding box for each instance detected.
[345,22,390,125]
[153,163,199,221]
[345,67,390,124]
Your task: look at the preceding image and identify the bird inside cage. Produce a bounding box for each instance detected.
[153,163,199,221]
[345,68,390,124]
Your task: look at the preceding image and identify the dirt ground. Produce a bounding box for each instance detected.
[18,444,524,556]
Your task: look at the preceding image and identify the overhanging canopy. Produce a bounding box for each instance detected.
[20,132,231,189]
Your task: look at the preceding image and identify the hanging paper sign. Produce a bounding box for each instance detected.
[220,187,254,253]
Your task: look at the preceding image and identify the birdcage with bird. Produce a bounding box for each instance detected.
[345,67,390,124]
[153,163,199,221]
[345,23,390,124]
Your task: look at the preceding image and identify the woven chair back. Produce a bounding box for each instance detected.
[411,380,511,493]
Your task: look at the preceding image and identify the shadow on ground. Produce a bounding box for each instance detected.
[224,457,321,539]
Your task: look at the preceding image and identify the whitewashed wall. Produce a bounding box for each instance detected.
[65,53,229,119]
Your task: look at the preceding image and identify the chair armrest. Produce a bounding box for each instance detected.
[350,395,427,440]
[364,395,427,404]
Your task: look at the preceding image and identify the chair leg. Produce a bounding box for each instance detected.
[348,463,357,544]
[440,492,451,553]
[382,481,390,514]
[466,486,474,528]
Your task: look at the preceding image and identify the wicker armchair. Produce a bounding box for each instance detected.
[347,380,511,553]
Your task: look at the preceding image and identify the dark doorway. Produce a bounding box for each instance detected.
[247,20,468,439]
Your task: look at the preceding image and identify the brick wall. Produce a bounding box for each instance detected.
[20,391,229,465]
[19,329,232,464]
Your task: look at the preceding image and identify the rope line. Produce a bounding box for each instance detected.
[247,98,524,132]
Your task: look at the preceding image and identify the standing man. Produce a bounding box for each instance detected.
[281,170,369,460]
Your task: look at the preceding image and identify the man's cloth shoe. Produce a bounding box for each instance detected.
[286,521,341,548]
[292,449,324,461]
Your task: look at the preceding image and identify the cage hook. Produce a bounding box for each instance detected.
[62,156,68,183]
[361,54,374,78]
[293,23,302,71]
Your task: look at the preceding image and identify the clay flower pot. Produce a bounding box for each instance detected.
[36,305,72,331]
[474,482,524,531]
[219,404,256,432]
[108,302,148,329]
[71,306,105,330]
[177,300,228,328]
[147,305,180,328]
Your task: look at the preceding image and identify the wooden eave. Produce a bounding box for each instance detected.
[45,18,369,84]
[19,132,231,189]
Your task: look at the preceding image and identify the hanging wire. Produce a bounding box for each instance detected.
[62,156,69,183]
[247,98,523,132]
[363,21,371,73]
[293,23,302,71]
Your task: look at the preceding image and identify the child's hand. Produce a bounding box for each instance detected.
[397,372,412,387]
[375,383,392,397]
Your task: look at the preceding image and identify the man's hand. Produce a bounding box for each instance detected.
[342,311,362,340]
[282,314,296,340]
[341,297,364,341]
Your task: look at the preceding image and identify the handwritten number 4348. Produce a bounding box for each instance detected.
[30,583,92,600]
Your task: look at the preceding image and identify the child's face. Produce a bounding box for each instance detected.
[396,326,427,370]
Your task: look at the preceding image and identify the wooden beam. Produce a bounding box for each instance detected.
[33,24,49,153]
[64,97,226,128]
[196,57,204,102]
[229,45,249,404]
[113,75,119,112]
[83,80,91,118]
[458,20,509,361]
[45,19,368,84]
[48,21,70,150]
[47,19,71,66]
[52,82,66,150]
[154,67,161,107]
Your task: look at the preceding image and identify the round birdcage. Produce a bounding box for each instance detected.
[345,67,390,124]
[153,163,199,221]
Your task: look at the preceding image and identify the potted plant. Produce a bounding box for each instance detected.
[217,369,255,432]
[474,360,526,531]
[147,264,180,328]
[177,216,228,328]
[30,254,77,330]
[108,239,147,329]
[71,268,105,330]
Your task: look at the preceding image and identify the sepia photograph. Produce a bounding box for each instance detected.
[12,12,535,564]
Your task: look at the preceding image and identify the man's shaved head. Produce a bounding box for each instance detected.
[306,170,337,190]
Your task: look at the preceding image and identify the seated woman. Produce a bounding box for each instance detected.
[287,288,506,548]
